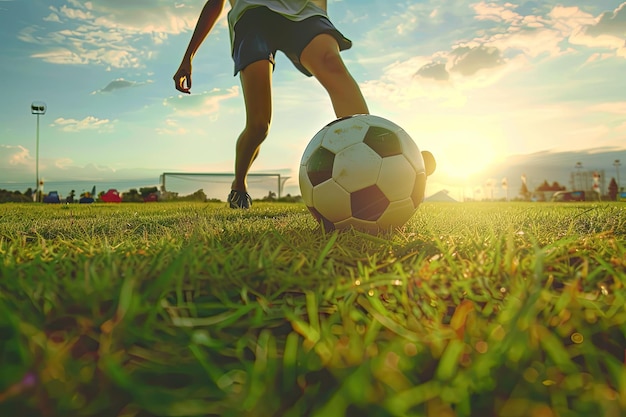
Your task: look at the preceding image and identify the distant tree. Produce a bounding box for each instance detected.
[122,189,143,202]
[140,186,158,198]
[160,191,179,200]
[519,182,530,201]
[536,180,551,192]
[551,181,566,191]
[535,180,565,201]
[177,189,207,202]
[262,190,277,201]
[608,177,618,201]
[276,194,302,203]
[0,189,32,203]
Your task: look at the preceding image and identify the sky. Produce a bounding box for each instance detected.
[0,0,625,200]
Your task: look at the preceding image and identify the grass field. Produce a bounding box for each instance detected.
[1,201,625,417]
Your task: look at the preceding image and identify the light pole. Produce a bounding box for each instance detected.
[614,159,621,191]
[575,161,583,190]
[31,101,46,202]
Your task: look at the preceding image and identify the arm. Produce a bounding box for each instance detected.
[173,0,226,94]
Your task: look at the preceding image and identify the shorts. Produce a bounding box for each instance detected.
[232,6,352,77]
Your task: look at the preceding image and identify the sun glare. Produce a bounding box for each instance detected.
[435,131,505,181]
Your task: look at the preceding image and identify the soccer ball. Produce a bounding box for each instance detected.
[299,114,436,233]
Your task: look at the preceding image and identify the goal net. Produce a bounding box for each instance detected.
[159,172,291,201]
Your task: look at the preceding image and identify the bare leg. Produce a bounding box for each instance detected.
[300,34,369,118]
[232,60,273,192]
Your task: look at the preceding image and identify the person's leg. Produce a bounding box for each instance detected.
[232,60,273,192]
[300,34,368,118]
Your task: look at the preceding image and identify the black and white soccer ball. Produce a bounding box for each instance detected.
[299,114,436,233]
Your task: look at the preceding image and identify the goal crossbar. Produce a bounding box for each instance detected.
[160,172,290,198]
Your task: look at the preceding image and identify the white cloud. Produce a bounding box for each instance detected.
[415,62,449,81]
[17,26,38,43]
[360,56,468,108]
[0,145,36,183]
[548,5,595,30]
[59,4,94,20]
[54,158,74,170]
[584,52,615,64]
[358,1,626,109]
[449,45,504,76]
[584,2,626,38]
[43,13,61,23]
[1,144,31,167]
[162,86,240,117]
[588,101,626,114]
[472,4,606,59]
[569,3,626,57]
[91,78,152,94]
[0,152,162,188]
[156,119,189,136]
[19,0,228,69]
[50,116,113,133]
[472,1,521,23]
[31,49,88,65]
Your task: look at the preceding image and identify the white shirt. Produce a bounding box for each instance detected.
[227,0,328,49]
[228,0,327,22]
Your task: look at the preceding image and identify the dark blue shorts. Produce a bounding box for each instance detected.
[232,6,352,77]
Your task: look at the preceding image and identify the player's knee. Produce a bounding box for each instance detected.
[245,120,271,142]
[319,50,346,76]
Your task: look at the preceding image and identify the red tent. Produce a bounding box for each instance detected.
[101,189,122,203]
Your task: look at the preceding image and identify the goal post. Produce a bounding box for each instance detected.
[160,172,291,200]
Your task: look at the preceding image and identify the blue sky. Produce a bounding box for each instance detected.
[1,0,625,199]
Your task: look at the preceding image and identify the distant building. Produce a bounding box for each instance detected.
[570,169,605,193]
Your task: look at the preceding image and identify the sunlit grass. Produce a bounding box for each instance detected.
[1,201,625,416]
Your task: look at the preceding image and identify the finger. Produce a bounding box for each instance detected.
[176,71,192,94]
[174,73,190,94]
[181,75,191,94]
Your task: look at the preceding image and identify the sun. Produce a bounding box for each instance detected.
[433,130,506,181]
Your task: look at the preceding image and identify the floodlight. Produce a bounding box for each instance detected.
[31,101,47,202]
[31,102,46,115]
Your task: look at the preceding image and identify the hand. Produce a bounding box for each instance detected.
[173,61,192,94]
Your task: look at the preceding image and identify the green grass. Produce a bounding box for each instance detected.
[1,201,625,416]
